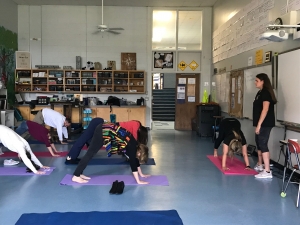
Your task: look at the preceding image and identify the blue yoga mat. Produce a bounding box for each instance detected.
[87,158,155,165]
[15,210,183,225]
[27,139,75,145]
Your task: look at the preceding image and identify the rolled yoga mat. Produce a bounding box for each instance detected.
[207,155,258,175]
[0,167,55,175]
[0,151,68,157]
[60,174,169,186]
[15,210,183,225]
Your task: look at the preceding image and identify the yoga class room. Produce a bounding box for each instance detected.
[1,0,300,224]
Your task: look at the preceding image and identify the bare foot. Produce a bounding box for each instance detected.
[80,174,91,180]
[72,176,88,183]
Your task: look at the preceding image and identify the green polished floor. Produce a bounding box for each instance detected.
[0,130,300,225]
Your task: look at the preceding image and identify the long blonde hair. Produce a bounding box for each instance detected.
[137,144,149,164]
[228,130,242,158]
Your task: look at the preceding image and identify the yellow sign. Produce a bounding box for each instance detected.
[255,49,263,65]
[178,61,188,71]
[189,60,199,71]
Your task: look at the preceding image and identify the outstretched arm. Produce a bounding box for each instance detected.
[242,145,250,169]
[132,171,148,184]
[47,146,59,157]
[222,145,229,170]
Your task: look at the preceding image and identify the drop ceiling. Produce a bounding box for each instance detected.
[11,0,218,7]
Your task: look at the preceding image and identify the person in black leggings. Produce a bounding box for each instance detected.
[213,118,250,171]
[72,122,149,184]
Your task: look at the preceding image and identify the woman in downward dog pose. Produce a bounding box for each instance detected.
[72,121,150,184]
[213,118,250,171]
[0,125,49,174]
[66,118,148,164]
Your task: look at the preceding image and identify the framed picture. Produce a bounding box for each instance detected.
[16,51,31,69]
[265,51,272,63]
[121,53,136,70]
[154,52,174,69]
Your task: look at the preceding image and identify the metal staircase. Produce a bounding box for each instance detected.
[152,88,175,121]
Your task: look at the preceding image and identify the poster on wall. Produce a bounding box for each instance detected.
[16,51,31,69]
[177,84,185,104]
[154,52,173,69]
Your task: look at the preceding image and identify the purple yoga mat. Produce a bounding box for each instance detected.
[0,167,55,176]
[60,174,169,186]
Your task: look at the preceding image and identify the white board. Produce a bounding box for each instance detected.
[277,49,300,124]
[243,65,272,120]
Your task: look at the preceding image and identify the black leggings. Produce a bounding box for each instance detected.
[255,127,273,153]
[73,124,103,177]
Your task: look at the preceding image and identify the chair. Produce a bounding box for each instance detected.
[280,139,300,207]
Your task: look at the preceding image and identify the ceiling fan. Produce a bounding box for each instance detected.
[94,0,124,34]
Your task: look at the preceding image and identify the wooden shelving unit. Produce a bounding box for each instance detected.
[15,69,146,94]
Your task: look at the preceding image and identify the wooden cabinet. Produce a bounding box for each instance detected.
[112,107,146,125]
[17,106,30,120]
[15,69,145,94]
[96,108,111,121]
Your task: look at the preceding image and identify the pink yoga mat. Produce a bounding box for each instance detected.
[0,167,55,175]
[60,174,169,186]
[0,151,68,157]
[207,155,258,175]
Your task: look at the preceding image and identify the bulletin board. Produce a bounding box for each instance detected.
[229,70,244,118]
[212,72,230,113]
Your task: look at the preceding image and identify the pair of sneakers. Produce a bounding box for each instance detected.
[109,180,125,194]
[4,159,20,166]
[254,164,272,179]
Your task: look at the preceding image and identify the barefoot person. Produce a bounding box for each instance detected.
[213,118,250,171]
[0,125,50,174]
[66,118,148,164]
[72,121,150,184]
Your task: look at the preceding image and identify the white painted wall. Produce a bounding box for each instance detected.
[17,5,213,128]
[213,0,300,167]
[0,0,18,32]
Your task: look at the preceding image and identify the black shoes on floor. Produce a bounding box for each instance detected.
[109,180,125,194]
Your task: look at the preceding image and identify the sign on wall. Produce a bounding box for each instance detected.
[154,52,174,69]
[16,51,31,69]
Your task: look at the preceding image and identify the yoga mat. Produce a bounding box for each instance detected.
[87,157,155,165]
[15,210,183,225]
[60,174,169,186]
[81,145,105,150]
[0,151,68,157]
[27,139,75,145]
[0,167,55,176]
[207,155,258,175]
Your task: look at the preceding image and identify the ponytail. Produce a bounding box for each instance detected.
[228,131,242,158]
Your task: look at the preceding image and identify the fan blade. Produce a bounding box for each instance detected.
[109,28,124,30]
[107,30,121,34]
[92,30,101,34]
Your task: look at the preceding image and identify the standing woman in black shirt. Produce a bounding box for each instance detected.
[252,73,276,179]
